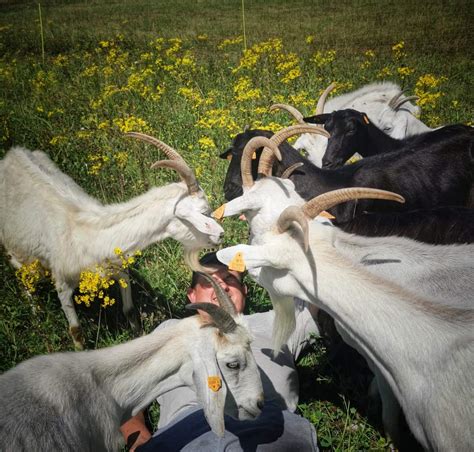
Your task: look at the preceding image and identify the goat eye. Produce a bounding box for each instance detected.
[226,362,240,369]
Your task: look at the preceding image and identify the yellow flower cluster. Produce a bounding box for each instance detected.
[415,74,447,109]
[16,260,50,294]
[275,52,301,84]
[196,109,239,136]
[377,66,392,78]
[113,115,150,133]
[87,153,110,176]
[178,86,204,106]
[233,76,262,102]
[311,50,337,68]
[397,66,415,79]
[218,36,243,50]
[198,136,216,150]
[305,35,315,44]
[75,248,141,308]
[392,41,406,59]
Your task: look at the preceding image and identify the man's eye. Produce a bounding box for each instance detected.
[226,362,240,369]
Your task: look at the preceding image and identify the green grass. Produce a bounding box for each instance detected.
[1,1,472,450]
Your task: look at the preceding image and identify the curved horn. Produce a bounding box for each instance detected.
[186,303,237,334]
[387,89,409,110]
[151,160,200,195]
[393,96,419,111]
[281,162,304,179]
[184,249,221,274]
[126,132,185,162]
[316,82,336,115]
[276,206,309,252]
[195,272,237,316]
[258,125,329,177]
[270,103,305,124]
[241,136,280,188]
[302,187,405,219]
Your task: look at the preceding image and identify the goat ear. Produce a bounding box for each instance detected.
[217,244,276,269]
[220,195,259,218]
[190,344,227,437]
[219,148,233,160]
[175,203,225,237]
[303,113,330,124]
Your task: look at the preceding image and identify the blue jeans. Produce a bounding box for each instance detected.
[137,401,318,452]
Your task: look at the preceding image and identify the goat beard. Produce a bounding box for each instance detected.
[184,249,220,274]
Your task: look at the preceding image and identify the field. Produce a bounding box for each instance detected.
[1,1,472,450]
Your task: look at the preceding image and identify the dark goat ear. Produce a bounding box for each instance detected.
[219,149,233,160]
[304,113,330,124]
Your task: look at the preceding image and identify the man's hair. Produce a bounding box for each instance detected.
[190,252,242,288]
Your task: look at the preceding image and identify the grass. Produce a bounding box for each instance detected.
[1,1,472,450]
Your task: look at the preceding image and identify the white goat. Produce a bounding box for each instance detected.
[0,276,264,452]
[214,134,474,449]
[0,133,224,349]
[291,82,426,166]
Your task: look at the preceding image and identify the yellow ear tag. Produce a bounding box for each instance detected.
[212,204,226,220]
[226,154,232,160]
[252,152,256,160]
[363,115,370,124]
[319,210,336,220]
[208,375,222,392]
[228,252,246,272]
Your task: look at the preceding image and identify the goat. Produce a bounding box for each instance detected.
[290,82,424,166]
[0,273,264,452]
[221,123,474,223]
[0,133,224,349]
[214,135,474,446]
[216,188,474,451]
[303,108,471,169]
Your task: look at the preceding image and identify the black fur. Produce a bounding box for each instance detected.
[221,127,474,227]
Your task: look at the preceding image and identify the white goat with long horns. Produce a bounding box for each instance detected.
[0,273,264,452]
[216,181,474,451]
[0,133,224,349]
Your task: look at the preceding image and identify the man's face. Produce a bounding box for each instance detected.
[187,266,247,315]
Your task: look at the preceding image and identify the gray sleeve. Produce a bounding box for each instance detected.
[286,298,320,360]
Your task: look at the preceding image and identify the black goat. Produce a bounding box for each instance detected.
[221,127,474,224]
[340,206,474,244]
[304,109,471,169]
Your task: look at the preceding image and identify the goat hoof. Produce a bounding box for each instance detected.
[70,326,84,350]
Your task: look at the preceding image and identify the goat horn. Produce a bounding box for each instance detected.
[277,206,310,252]
[393,96,419,111]
[315,82,336,115]
[387,89,409,109]
[184,249,221,274]
[195,272,237,316]
[258,125,329,177]
[270,104,305,123]
[241,136,281,188]
[186,303,238,334]
[125,132,185,162]
[302,187,405,219]
[150,160,200,195]
[281,162,304,179]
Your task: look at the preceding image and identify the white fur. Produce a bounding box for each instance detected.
[0,315,264,451]
[0,147,224,348]
[293,82,428,166]
[217,176,474,449]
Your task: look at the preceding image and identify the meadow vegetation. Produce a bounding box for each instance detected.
[1,1,472,449]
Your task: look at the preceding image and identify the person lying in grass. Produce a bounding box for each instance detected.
[121,252,321,452]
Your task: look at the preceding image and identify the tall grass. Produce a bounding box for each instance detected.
[1,1,472,449]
